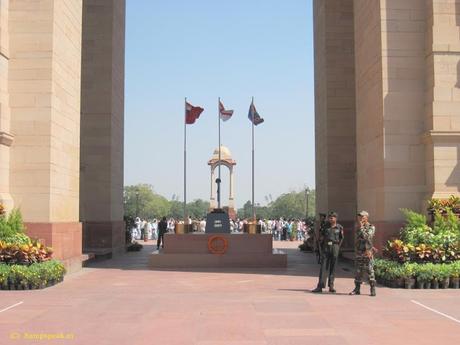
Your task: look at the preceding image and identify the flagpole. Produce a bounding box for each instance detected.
[251,97,255,221]
[218,97,222,209]
[184,97,187,223]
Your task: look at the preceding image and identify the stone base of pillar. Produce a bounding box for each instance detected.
[24,222,83,273]
[82,220,125,258]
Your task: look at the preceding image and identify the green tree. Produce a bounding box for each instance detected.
[147,193,171,218]
[187,199,210,219]
[124,184,170,219]
[124,184,210,220]
[254,205,270,220]
[169,200,183,219]
[237,189,316,220]
[270,192,304,219]
[237,200,253,219]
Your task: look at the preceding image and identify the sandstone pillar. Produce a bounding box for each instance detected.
[80,0,125,256]
[229,166,235,209]
[424,0,460,200]
[210,168,216,209]
[353,0,428,247]
[9,0,83,271]
[314,0,357,248]
[0,0,13,212]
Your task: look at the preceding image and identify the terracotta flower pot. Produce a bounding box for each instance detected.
[425,281,432,289]
[431,280,439,289]
[416,280,425,289]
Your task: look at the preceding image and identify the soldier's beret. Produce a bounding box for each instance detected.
[357,210,369,217]
[328,211,338,218]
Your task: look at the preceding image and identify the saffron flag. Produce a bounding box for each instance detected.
[185,102,204,124]
[219,100,234,121]
[248,100,264,125]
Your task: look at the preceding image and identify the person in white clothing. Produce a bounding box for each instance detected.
[199,218,206,232]
[144,221,152,241]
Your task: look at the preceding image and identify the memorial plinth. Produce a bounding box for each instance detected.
[149,233,287,269]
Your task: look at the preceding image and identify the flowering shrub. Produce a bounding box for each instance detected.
[428,195,460,214]
[384,208,460,263]
[0,260,65,290]
[0,207,64,290]
[0,240,53,265]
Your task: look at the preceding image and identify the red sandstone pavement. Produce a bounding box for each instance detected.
[0,241,459,345]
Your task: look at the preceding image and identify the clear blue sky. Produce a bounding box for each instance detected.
[124,0,315,208]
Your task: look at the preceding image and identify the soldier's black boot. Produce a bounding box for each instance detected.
[370,281,376,297]
[311,285,323,293]
[349,282,361,295]
[328,285,336,293]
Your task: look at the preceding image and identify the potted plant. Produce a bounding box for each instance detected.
[373,258,385,284]
[415,264,431,289]
[0,264,9,290]
[394,266,405,288]
[379,263,403,288]
[428,263,440,289]
[439,264,451,289]
[450,261,460,289]
[402,262,416,289]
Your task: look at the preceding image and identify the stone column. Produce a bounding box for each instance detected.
[0,0,13,212]
[80,0,125,256]
[210,167,216,209]
[424,0,460,200]
[228,166,235,209]
[353,0,428,247]
[9,0,83,271]
[314,0,357,249]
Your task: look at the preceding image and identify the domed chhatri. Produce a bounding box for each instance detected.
[208,145,236,167]
[207,146,236,219]
[211,145,232,161]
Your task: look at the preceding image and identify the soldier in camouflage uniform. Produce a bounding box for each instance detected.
[349,210,376,297]
[312,211,344,293]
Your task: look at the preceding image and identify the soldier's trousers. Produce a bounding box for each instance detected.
[354,256,375,284]
[318,251,338,288]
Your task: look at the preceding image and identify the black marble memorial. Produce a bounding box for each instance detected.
[205,209,230,233]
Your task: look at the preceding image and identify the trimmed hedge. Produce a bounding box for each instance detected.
[0,260,66,290]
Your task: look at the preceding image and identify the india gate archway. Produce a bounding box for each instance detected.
[0,0,459,270]
[208,146,236,220]
[314,0,460,249]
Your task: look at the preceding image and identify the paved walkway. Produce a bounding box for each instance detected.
[0,241,459,345]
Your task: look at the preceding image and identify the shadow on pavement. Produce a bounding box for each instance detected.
[278,288,352,296]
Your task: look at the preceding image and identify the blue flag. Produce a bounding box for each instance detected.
[248,100,264,125]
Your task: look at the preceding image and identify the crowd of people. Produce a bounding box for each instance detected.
[130,217,311,242]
